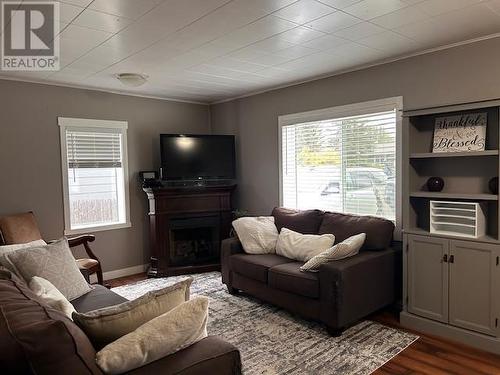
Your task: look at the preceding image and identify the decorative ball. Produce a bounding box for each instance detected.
[427,177,444,192]
[489,177,498,195]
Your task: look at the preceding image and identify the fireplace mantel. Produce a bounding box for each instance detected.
[143,184,236,277]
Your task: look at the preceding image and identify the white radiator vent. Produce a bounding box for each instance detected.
[430,201,486,239]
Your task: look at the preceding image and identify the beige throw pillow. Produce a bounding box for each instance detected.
[4,238,91,301]
[232,216,278,254]
[276,228,335,262]
[29,276,76,320]
[73,278,192,348]
[96,296,209,375]
[300,233,366,272]
[0,239,47,274]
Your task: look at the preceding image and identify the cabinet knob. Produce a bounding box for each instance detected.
[442,254,448,263]
[449,255,455,264]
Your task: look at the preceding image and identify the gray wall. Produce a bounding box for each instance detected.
[211,37,500,215]
[0,79,209,272]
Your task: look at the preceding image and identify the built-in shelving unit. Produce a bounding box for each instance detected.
[409,150,499,159]
[401,99,500,355]
[409,191,498,200]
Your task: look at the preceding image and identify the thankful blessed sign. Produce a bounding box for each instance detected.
[432,112,487,153]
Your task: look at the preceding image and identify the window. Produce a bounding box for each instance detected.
[58,117,130,234]
[279,97,402,228]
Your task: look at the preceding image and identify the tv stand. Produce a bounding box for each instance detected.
[143,184,236,277]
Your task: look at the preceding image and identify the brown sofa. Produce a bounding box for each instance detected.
[0,271,241,375]
[222,207,398,335]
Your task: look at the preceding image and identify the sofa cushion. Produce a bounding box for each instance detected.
[0,277,102,375]
[318,212,394,250]
[230,253,294,283]
[272,207,324,234]
[71,284,128,313]
[125,336,241,375]
[268,262,319,299]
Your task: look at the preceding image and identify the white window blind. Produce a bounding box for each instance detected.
[281,109,397,221]
[59,118,130,234]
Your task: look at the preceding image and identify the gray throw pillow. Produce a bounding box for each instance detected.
[4,237,91,301]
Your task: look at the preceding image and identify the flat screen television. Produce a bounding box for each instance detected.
[160,134,235,181]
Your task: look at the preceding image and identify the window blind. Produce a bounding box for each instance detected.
[66,130,122,168]
[281,110,396,220]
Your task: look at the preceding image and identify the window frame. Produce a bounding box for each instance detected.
[58,117,131,235]
[277,97,403,239]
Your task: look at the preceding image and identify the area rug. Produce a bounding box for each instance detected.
[112,272,418,375]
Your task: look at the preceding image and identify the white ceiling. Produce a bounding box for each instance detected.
[2,0,500,104]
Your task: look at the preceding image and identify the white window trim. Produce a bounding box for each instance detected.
[277,97,403,240]
[58,117,131,235]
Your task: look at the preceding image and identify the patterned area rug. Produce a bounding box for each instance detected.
[112,272,417,375]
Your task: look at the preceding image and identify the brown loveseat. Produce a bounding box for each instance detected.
[221,207,398,336]
[0,271,241,375]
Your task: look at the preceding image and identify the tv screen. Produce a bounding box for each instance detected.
[160,134,235,180]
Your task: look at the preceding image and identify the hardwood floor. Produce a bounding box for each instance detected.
[107,273,500,375]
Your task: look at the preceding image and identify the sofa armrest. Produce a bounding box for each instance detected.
[125,336,241,375]
[319,248,398,329]
[221,237,244,286]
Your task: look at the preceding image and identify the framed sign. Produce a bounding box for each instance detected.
[432,112,487,153]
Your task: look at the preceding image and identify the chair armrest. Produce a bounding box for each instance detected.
[319,248,398,329]
[67,234,99,261]
[221,237,243,285]
[67,234,95,247]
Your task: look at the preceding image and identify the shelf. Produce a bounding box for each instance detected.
[410,150,499,159]
[404,228,500,244]
[410,192,498,200]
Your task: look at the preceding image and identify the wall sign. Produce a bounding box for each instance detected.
[432,113,487,153]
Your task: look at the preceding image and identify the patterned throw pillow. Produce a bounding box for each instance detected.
[4,238,91,301]
[300,233,366,272]
[0,239,47,274]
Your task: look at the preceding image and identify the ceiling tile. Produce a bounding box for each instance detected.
[249,36,297,53]
[316,0,366,10]
[72,9,134,33]
[417,0,485,16]
[301,34,350,49]
[343,0,408,20]
[333,22,385,41]
[371,6,429,29]
[305,10,363,32]
[275,44,318,58]
[215,15,296,47]
[274,0,337,24]
[278,26,327,43]
[88,0,159,19]
[486,0,500,14]
[358,30,418,53]
[60,0,93,7]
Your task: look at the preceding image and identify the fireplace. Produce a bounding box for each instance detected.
[144,184,235,277]
[169,216,220,267]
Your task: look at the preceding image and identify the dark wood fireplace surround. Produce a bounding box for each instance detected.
[144,184,235,277]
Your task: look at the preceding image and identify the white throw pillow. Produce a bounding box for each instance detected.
[232,216,278,254]
[276,228,335,262]
[96,296,209,374]
[29,276,76,320]
[300,233,366,272]
[0,239,47,274]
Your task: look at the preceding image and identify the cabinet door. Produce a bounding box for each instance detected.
[449,240,498,336]
[407,235,449,323]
